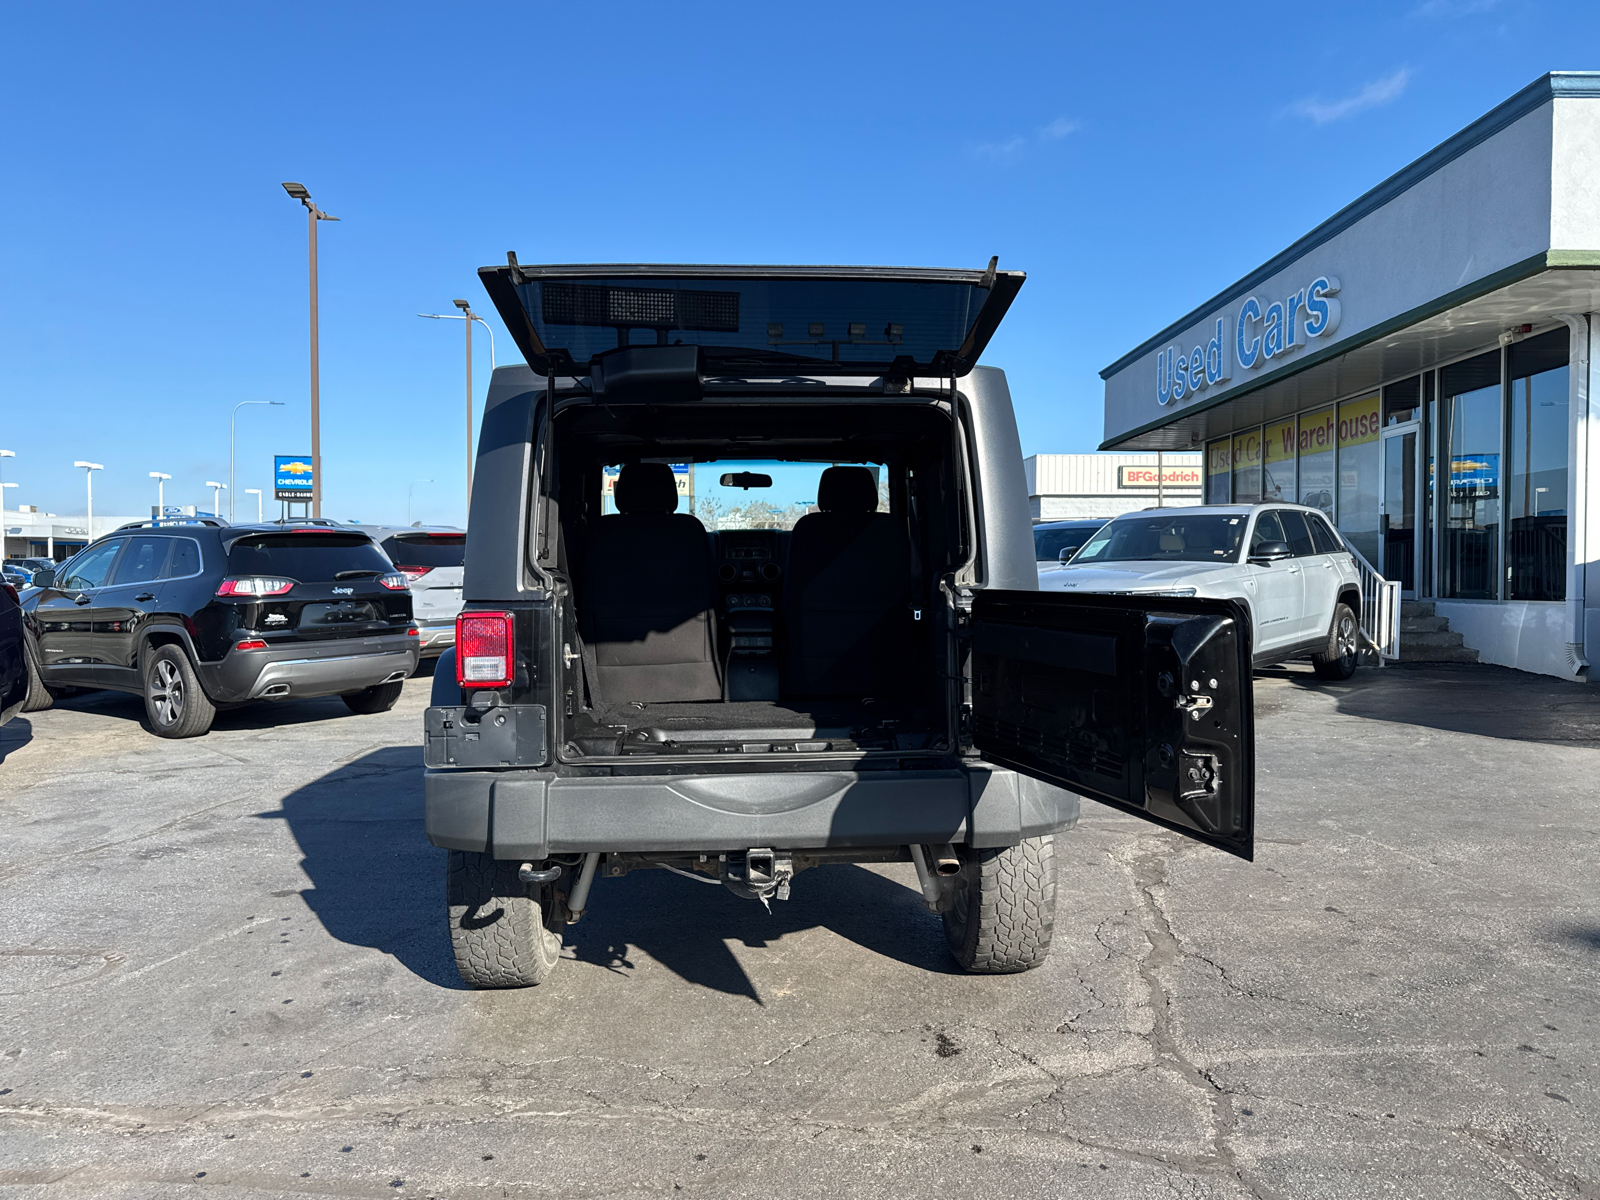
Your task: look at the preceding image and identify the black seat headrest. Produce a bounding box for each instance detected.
[816,466,880,513]
[613,463,679,514]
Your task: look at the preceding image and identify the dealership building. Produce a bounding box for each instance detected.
[1026,453,1201,520]
[1099,72,1599,680]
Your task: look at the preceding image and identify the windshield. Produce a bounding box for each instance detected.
[1073,514,1247,565]
[226,534,390,581]
[1034,524,1103,563]
[604,460,887,531]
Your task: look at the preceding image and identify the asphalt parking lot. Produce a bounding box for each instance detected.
[2,663,1599,1199]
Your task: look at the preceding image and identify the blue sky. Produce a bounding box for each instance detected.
[2,1,1595,527]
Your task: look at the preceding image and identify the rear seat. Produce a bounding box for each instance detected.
[580,463,720,703]
[781,466,912,697]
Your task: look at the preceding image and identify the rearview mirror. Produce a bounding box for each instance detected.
[720,472,773,490]
[31,568,55,588]
[1248,541,1293,564]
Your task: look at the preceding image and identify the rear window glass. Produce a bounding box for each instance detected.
[166,539,201,578]
[113,537,171,585]
[1308,515,1344,554]
[226,534,389,581]
[382,533,465,568]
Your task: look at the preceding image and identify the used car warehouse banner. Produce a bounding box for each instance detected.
[1201,392,1379,548]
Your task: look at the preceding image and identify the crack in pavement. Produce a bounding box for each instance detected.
[1126,842,1282,1200]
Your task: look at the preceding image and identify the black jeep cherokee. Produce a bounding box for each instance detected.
[425,261,1256,988]
[19,519,420,737]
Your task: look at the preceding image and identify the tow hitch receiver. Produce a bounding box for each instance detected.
[722,848,793,911]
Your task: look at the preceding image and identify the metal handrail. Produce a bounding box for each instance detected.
[1343,542,1400,661]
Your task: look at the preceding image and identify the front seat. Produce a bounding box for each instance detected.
[580,463,720,704]
[782,465,912,697]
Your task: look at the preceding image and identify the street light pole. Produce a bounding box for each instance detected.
[418,307,496,517]
[0,450,13,557]
[244,489,263,522]
[206,481,226,517]
[281,183,339,519]
[149,471,171,515]
[74,461,103,535]
[231,400,284,522]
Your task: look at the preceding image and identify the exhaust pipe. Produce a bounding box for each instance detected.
[381,670,408,684]
[932,844,962,876]
[260,683,291,699]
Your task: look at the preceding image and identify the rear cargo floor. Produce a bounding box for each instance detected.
[574,698,946,755]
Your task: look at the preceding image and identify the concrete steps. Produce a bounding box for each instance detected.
[1398,601,1479,663]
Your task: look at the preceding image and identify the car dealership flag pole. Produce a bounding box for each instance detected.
[282,184,338,518]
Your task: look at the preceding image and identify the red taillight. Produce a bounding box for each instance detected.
[234,639,269,651]
[406,626,419,638]
[217,577,295,597]
[378,572,411,591]
[456,611,513,687]
[397,565,433,582]
[1,582,17,604]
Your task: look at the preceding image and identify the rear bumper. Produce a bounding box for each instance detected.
[416,622,456,658]
[201,633,420,703]
[424,764,1080,861]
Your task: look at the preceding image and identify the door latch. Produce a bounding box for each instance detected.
[562,642,578,669]
[1175,693,1214,721]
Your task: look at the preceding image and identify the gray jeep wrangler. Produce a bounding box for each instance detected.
[424,261,1255,988]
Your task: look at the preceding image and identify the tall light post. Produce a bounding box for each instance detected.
[149,471,171,515]
[408,479,433,527]
[244,488,263,522]
[206,481,227,517]
[0,450,13,557]
[75,462,103,534]
[231,400,284,521]
[281,182,339,518]
[418,304,496,514]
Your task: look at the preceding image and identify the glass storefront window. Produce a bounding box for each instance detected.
[1336,395,1380,564]
[1231,429,1262,504]
[1298,407,1335,520]
[1438,351,1502,599]
[1205,439,1232,504]
[1262,418,1296,502]
[1507,330,1569,601]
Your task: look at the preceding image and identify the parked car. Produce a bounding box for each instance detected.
[4,558,56,586]
[0,579,23,727]
[350,526,464,659]
[1032,519,1110,569]
[420,260,1258,990]
[2,564,31,589]
[18,519,420,737]
[1039,503,1363,679]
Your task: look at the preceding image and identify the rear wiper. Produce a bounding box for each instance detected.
[334,569,381,580]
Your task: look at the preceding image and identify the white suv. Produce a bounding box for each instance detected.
[1039,504,1364,679]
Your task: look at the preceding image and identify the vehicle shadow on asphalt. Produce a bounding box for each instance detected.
[0,716,32,763]
[565,862,957,1002]
[260,746,955,999]
[255,745,463,990]
[1254,661,1600,747]
[47,687,398,733]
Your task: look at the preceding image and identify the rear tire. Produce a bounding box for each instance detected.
[1311,602,1360,681]
[342,680,404,714]
[941,835,1056,973]
[20,640,55,713]
[446,850,562,988]
[143,644,216,738]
